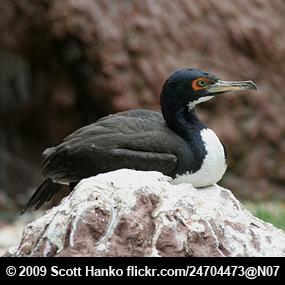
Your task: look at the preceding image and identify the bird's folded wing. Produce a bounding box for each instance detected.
[41,110,181,182]
[42,146,177,183]
[108,148,177,174]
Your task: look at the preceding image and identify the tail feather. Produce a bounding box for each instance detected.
[21,178,61,214]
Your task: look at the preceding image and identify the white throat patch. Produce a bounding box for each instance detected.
[172,128,227,187]
[188,96,214,110]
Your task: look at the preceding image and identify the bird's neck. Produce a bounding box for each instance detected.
[162,102,207,141]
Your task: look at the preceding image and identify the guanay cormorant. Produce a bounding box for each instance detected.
[23,68,256,212]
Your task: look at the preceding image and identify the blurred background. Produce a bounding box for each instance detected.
[0,0,285,254]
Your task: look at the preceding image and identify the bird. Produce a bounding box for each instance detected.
[22,68,256,212]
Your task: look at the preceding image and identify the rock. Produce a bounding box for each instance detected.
[0,224,26,255]
[0,211,44,255]
[4,169,285,257]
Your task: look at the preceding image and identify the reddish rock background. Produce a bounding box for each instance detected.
[0,0,284,205]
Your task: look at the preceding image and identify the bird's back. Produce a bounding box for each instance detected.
[41,109,194,183]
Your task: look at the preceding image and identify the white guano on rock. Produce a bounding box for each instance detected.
[5,169,285,257]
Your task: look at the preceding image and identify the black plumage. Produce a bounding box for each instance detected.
[23,68,256,212]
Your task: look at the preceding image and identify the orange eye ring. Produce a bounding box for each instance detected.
[192,77,209,91]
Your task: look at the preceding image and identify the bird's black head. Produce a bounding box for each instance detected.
[160,68,256,117]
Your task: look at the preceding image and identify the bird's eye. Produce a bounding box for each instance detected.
[191,77,210,91]
[197,80,207,87]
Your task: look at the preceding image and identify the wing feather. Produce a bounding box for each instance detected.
[41,110,187,182]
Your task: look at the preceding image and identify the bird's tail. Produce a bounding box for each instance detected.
[21,178,61,214]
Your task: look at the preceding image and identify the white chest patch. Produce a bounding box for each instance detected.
[172,128,227,187]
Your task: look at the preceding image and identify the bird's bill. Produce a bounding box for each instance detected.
[207,80,257,94]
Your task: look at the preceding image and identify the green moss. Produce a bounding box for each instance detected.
[244,201,285,231]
